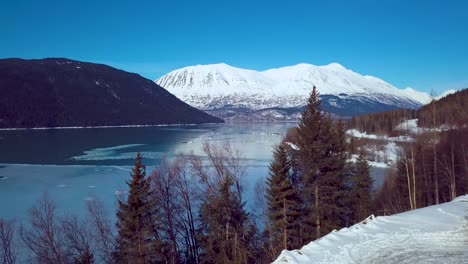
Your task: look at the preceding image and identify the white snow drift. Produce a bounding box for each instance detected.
[273,195,468,264]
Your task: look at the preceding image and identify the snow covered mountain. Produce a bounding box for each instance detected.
[156,63,432,120]
[273,195,468,264]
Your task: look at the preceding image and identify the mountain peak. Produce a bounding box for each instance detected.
[187,62,238,70]
[323,62,347,71]
[403,87,417,92]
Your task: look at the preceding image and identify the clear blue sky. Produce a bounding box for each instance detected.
[1,0,467,93]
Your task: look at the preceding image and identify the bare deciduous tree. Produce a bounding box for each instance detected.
[188,142,255,263]
[430,90,440,204]
[194,142,247,200]
[61,216,94,263]
[151,157,181,264]
[172,155,200,263]
[20,194,66,264]
[86,199,115,264]
[0,218,16,264]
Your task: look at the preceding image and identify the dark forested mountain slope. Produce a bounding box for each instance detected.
[0,58,222,128]
[418,88,468,127]
[346,88,468,134]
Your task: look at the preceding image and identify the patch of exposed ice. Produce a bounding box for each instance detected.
[70,144,153,161]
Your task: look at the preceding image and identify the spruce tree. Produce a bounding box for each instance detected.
[114,153,163,263]
[199,174,253,264]
[295,86,347,241]
[349,152,373,223]
[266,142,301,256]
[328,120,351,228]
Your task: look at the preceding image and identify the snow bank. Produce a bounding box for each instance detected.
[395,119,422,134]
[346,129,413,142]
[394,118,459,134]
[273,195,468,263]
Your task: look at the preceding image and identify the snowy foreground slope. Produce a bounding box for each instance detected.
[273,196,468,264]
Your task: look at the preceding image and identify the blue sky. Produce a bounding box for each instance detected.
[1,0,467,93]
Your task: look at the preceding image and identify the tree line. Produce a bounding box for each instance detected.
[346,88,468,134]
[373,127,468,215]
[345,88,468,215]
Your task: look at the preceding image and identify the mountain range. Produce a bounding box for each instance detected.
[0,58,222,128]
[156,63,448,121]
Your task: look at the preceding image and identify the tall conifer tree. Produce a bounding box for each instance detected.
[199,174,253,263]
[295,86,347,241]
[266,143,301,256]
[349,152,373,223]
[114,153,163,263]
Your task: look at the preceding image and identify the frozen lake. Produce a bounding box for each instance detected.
[0,123,388,221]
[0,123,293,221]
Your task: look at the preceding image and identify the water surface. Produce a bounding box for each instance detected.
[0,123,292,220]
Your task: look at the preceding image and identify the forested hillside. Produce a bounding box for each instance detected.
[345,88,468,214]
[346,88,468,134]
[0,58,222,128]
[418,88,468,127]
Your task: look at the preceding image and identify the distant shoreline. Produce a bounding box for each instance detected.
[0,123,222,131]
[0,121,302,131]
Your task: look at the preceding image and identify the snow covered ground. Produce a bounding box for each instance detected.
[346,129,414,142]
[346,129,405,168]
[346,118,463,168]
[273,195,468,264]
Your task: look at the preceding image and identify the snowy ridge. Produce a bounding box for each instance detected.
[436,89,458,100]
[156,63,430,112]
[400,87,433,104]
[273,195,468,264]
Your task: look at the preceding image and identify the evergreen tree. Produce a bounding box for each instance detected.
[295,86,347,241]
[266,143,301,256]
[349,152,373,223]
[114,153,163,263]
[199,174,253,264]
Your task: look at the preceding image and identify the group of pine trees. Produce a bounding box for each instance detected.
[265,87,374,257]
